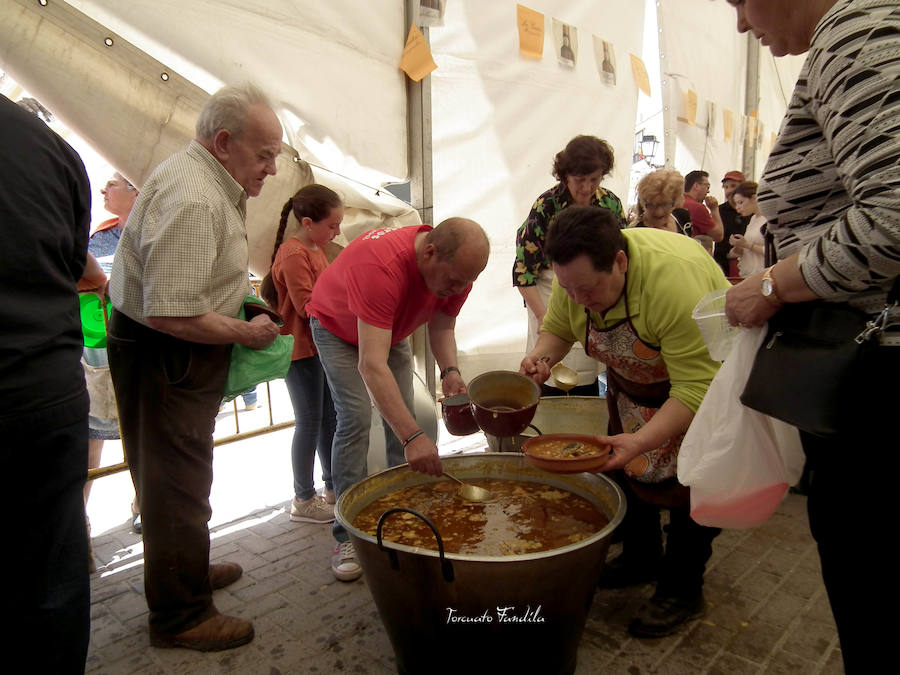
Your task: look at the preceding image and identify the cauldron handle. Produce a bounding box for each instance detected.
[376,507,455,583]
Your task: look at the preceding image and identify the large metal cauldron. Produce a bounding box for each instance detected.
[335,453,625,675]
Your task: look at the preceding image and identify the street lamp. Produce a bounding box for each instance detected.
[633,130,660,167]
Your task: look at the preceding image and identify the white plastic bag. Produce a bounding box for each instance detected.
[677,325,804,529]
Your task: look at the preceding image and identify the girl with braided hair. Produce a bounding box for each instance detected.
[261,184,344,523]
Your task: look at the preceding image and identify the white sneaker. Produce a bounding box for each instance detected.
[331,541,362,582]
[290,496,335,523]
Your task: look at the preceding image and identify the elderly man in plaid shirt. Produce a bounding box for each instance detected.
[108,83,281,652]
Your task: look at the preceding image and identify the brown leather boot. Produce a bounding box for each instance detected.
[150,613,254,651]
[209,562,243,590]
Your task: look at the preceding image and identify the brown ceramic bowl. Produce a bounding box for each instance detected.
[467,371,540,437]
[441,394,480,436]
[522,434,611,474]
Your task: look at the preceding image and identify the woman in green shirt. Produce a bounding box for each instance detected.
[521,206,729,638]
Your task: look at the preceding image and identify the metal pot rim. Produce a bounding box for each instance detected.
[336,452,626,563]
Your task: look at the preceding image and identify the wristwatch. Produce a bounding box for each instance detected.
[760,266,782,305]
[440,366,460,380]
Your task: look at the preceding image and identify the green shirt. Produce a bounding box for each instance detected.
[542,228,730,413]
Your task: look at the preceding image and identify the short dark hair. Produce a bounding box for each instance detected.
[545,206,625,273]
[684,170,709,192]
[552,135,615,182]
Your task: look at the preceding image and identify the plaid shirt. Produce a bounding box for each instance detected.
[110,141,250,325]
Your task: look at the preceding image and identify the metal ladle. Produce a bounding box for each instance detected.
[442,471,493,502]
[550,362,578,395]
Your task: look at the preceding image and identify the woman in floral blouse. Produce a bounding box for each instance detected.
[513,135,626,395]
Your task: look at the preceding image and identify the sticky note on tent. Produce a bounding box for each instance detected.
[400,24,437,82]
[684,89,698,126]
[517,4,544,58]
[630,54,651,96]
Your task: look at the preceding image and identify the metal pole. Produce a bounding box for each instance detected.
[743,37,760,179]
[406,0,436,399]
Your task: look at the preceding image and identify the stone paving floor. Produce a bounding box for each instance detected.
[84,389,845,674]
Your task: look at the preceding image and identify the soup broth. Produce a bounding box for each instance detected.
[352,479,609,556]
[528,438,607,459]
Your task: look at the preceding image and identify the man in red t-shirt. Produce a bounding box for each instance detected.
[307,217,490,581]
[682,170,724,242]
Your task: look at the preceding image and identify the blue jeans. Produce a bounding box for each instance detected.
[240,386,257,406]
[310,317,413,542]
[284,356,335,501]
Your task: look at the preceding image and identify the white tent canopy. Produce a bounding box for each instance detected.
[0,0,805,381]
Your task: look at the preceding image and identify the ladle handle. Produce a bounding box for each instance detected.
[442,471,464,486]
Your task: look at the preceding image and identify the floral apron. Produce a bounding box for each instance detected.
[584,289,683,485]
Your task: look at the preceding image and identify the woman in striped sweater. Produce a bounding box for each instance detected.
[724,2,899,671]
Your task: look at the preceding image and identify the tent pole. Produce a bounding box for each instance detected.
[406,1,437,401]
[743,37,760,179]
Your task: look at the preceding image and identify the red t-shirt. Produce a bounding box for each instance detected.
[271,238,329,361]
[307,225,470,346]
[683,194,715,235]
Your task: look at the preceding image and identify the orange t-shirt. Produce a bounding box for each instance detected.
[271,238,329,361]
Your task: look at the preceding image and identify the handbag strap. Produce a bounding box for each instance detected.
[888,276,900,305]
[763,224,776,267]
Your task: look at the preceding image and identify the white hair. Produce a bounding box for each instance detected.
[195,83,273,144]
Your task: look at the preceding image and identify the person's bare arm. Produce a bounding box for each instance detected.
[427,311,466,397]
[519,330,576,385]
[725,253,819,327]
[597,397,694,472]
[703,196,725,242]
[77,252,108,294]
[357,320,442,475]
[516,285,547,326]
[147,313,279,348]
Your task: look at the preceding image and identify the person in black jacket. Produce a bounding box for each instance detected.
[0,94,98,673]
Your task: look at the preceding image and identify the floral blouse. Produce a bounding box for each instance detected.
[513,182,626,286]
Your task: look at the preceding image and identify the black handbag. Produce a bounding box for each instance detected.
[740,280,898,437]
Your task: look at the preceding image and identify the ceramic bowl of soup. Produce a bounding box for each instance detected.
[522,433,611,473]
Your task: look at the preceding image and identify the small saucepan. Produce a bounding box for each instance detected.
[467,370,541,438]
[440,393,480,436]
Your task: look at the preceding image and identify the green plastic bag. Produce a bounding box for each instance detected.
[223,296,294,401]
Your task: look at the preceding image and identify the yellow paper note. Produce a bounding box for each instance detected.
[746,116,758,147]
[630,54,651,96]
[400,24,437,82]
[684,89,698,126]
[723,108,734,142]
[517,4,544,59]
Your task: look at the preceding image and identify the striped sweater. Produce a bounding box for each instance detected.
[759,0,900,317]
